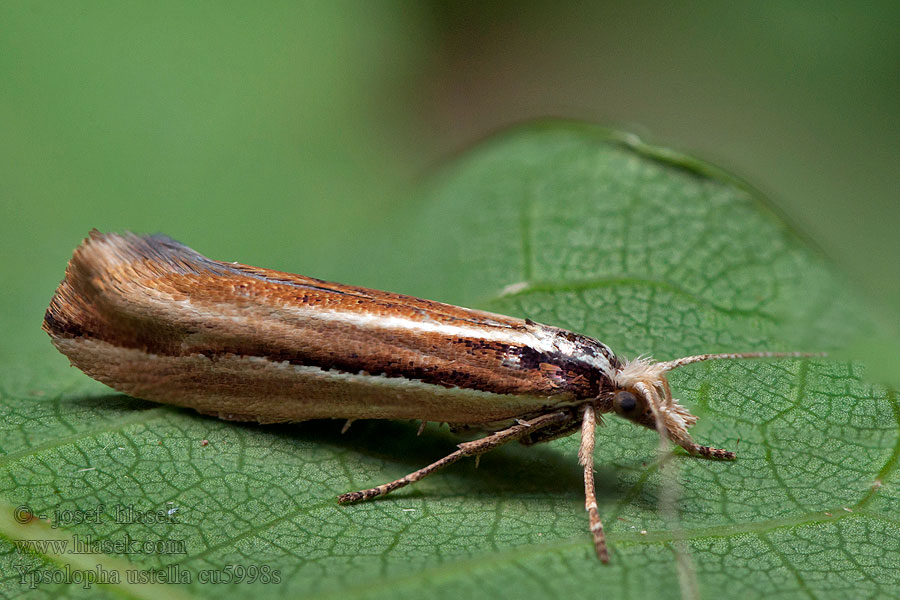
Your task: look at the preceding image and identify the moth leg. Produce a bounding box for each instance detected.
[337,410,570,504]
[681,441,736,460]
[578,404,609,563]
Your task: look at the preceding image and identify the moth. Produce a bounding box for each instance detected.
[44,230,818,562]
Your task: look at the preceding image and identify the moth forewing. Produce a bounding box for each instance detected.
[44,230,824,563]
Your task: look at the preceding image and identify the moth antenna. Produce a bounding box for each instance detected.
[659,351,826,372]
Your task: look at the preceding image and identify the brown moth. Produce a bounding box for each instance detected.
[44,230,820,562]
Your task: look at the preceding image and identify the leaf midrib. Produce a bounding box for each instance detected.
[486,277,778,322]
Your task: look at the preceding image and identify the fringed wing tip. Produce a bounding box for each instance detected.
[44,230,218,341]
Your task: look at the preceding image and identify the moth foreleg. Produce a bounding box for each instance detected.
[579,403,608,563]
[681,441,736,460]
[337,410,570,504]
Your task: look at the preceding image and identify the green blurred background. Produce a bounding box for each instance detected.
[2,1,898,363]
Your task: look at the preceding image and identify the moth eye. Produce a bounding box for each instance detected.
[613,390,639,416]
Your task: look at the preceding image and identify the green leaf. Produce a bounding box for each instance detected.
[1,122,895,599]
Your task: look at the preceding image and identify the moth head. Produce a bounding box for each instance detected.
[611,356,696,447]
[609,351,823,454]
